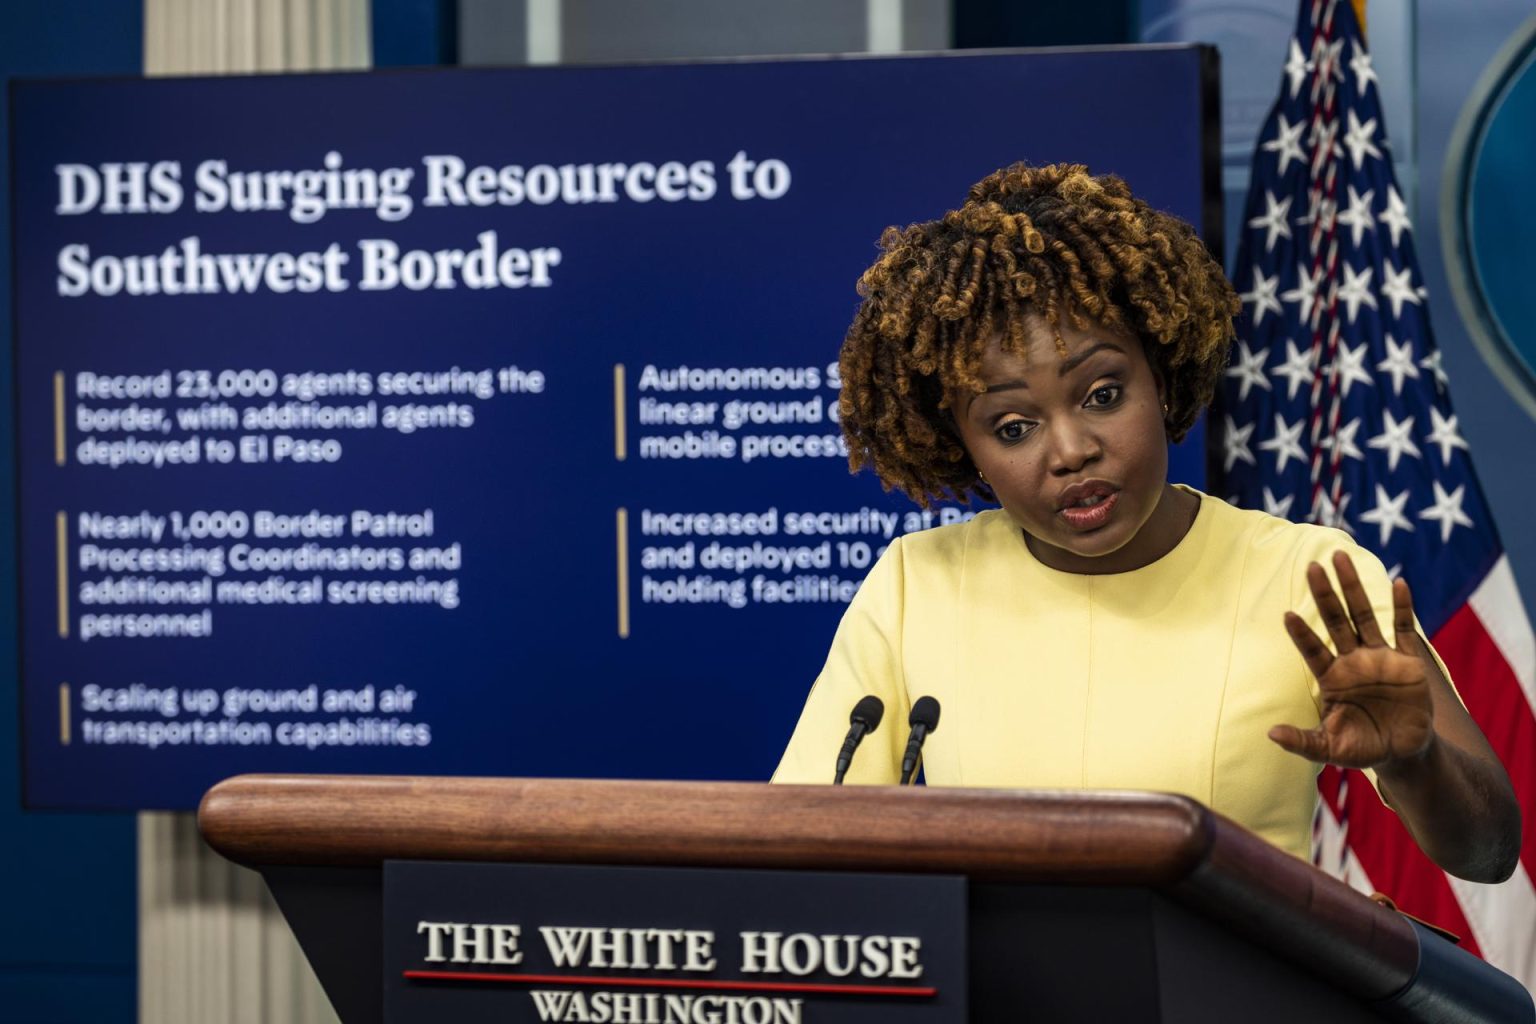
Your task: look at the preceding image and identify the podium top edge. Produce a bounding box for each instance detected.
[198,773,1214,881]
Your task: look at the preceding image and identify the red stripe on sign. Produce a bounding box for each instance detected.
[1434,604,1536,880]
[1323,768,1482,958]
[402,971,938,997]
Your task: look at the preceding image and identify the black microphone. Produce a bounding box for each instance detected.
[898,697,941,785]
[832,696,884,784]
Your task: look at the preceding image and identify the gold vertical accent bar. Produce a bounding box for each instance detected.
[616,507,630,638]
[56,511,69,638]
[613,363,627,461]
[53,371,65,466]
[59,683,71,745]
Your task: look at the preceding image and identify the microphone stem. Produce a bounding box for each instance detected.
[899,723,929,784]
[832,722,869,784]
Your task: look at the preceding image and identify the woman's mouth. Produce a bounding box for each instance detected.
[1057,490,1119,531]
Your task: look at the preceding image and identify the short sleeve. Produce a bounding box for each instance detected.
[770,537,911,784]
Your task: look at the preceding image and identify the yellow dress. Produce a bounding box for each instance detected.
[773,487,1439,861]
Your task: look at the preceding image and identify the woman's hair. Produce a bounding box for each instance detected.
[839,162,1239,507]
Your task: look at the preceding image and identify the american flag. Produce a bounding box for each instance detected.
[1221,0,1536,985]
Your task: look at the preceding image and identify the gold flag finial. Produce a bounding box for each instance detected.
[1351,0,1367,38]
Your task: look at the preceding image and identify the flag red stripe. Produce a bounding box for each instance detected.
[1320,771,1483,957]
[1431,603,1536,879]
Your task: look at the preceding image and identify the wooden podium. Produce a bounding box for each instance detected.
[199,775,1530,1023]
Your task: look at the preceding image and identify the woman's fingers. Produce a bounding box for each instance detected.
[1392,577,1422,654]
[1307,561,1359,654]
[1284,610,1335,678]
[1333,550,1386,646]
[1269,723,1331,763]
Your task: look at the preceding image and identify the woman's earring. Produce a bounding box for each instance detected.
[977,469,987,482]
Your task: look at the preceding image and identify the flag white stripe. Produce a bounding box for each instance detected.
[1448,863,1536,990]
[1468,555,1536,706]
[1459,554,1536,991]
[1313,796,1376,895]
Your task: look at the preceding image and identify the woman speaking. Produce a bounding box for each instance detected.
[773,163,1519,883]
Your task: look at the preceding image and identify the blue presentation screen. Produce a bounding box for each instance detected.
[11,49,1218,809]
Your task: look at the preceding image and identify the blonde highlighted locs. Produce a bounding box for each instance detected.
[839,162,1239,507]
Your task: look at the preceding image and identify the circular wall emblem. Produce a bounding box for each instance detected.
[1444,11,1536,422]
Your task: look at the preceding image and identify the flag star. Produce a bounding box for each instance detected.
[1311,490,1354,533]
[1282,263,1324,324]
[1379,261,1422,319]
[1348,39,1378,93]
[1323,417,1364,464]
[1248,190,1294,252]
[1386,563,1403,580]
[1263,114,1308,175]
[1240,268,1284,326]
[1420,349,1451,391]
[1223,415,1257,471]
[1335,185,1376,247]
[1271,338,1318,399]
[1285,37,1313,98]
[1259,413,1308,472]
[1418,481,1474,543]
[1343,109,1384,168]
[1226,339,1273,401]
[1358,485,1414,547]
[1337,262,1378,323]
[1366,409,1421,471]
[1262,486,1296,519]
[1375,334,1419,395]
[1378,186,1413,246]
[1426,405,1471,464]
[1328,340,1374,399]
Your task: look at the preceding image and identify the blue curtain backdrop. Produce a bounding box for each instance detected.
[1,6,141,1022]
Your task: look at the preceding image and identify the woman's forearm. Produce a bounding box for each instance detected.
[1376,733,1522,883]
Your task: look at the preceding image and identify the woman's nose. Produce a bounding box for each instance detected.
[1046,417,1102,475]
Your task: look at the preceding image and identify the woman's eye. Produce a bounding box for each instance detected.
[1086,384,1122,407]
[995,419,1032,442]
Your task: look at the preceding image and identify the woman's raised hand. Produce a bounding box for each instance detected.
[1269,550,1435,769]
